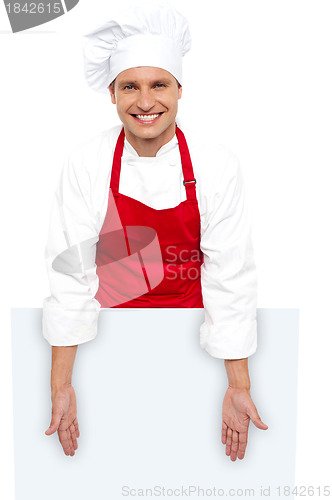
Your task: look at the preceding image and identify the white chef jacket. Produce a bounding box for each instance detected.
[42,121,258,359]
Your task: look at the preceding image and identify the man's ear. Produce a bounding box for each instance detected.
[109,83,116,104]
[178,84,183,100]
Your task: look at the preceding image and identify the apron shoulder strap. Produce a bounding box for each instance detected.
[110,127,125,193]
[175,126,198,201]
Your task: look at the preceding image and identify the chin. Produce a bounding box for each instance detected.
[131,126,164,139]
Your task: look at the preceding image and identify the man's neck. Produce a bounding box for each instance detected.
[123,123,176,157]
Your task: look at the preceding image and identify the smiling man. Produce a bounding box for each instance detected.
[43,1,268,461]
[110,67,182,156]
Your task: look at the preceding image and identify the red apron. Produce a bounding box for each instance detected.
[95,125,204,308]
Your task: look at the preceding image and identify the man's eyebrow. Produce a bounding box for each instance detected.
[117,80,137,86]
[117,79,172,86]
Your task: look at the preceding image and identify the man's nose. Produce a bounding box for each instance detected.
[137,89,155,111]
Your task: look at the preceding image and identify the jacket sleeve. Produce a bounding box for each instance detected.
[42,150,101,346]
[199,152,258,359]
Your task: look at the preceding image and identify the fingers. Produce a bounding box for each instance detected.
[221,421,227,445]
[69,422,79,451]
[225,427,239,462]
[222,423,248,461]
[58,428,76,456]
[230,430,239,461]
[46,413,80,456]
[58,420,79,456]
[73,417,80,439]
[238,431,248,460]
[225,426,233,457]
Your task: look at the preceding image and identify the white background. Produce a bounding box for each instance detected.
[1,0,331,498]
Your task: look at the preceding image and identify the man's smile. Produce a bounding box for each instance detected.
[131,112,164,123]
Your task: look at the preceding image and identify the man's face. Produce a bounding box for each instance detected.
[109,66,182,145]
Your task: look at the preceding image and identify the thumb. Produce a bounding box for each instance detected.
[247,406,268,430]
[45,409,62,436]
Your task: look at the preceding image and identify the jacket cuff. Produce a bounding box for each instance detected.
[199,319,257,360]
[42,297,100,346]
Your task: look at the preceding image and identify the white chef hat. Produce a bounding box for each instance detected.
[82,0,191,94]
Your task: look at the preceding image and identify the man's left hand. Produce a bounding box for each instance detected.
[221,387,268,461]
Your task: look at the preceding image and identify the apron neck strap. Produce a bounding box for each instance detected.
[110,127,125,193]
[175,125,197,201]
[110,126,197,202]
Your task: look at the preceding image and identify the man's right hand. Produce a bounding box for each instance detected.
[45,384,80,456]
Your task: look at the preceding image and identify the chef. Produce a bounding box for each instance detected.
[43,1,268,461]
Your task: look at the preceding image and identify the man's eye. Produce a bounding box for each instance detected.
[124,85,134,90]
[155,83,165,88]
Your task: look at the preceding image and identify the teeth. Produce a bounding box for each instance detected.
[135,114,160,121]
